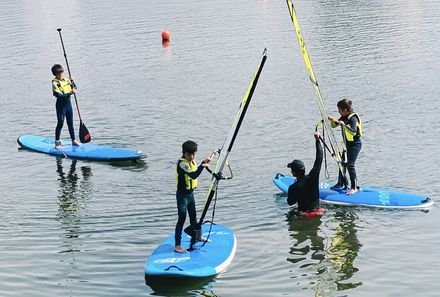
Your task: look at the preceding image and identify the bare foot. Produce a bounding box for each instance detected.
[198,236,211,243]
[174,245,186,253]
[347,188,358,195]
[55,140,62,150]
[72,140,81,146]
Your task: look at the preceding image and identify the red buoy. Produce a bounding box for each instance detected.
[161,29,171,42]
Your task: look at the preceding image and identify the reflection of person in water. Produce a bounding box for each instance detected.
[327,211,362,291]
[286,210,325,266]
[56,158,92,249]
[57,158,92,213]
[286,210,362,295]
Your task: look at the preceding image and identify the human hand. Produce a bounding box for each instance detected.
[69,76,75,81]
[314,131,320,140]
[70,89,77,94]
[328,116,337,122]
[338,121,345,126]
[201,158,211,167]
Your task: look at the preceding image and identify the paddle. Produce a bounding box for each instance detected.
[57,28,91,143]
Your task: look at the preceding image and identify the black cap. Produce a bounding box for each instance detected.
[287,159,305,172]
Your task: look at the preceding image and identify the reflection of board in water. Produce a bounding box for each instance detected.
[145,274,217,296]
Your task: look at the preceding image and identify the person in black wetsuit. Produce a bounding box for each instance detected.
[287,132,323,215]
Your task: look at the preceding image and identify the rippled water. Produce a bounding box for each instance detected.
[1,0,439,296]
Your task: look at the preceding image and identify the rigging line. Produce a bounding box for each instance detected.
[201,180,219,248]
[320,124,330,179]
[315,120,331,179]
[286,0,346,178]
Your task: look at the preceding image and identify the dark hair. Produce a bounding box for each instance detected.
[287,159,305,177]
[337,98,353,112]
[51,64,63,76]
[182,140,198,154]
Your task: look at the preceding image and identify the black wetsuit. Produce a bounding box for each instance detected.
[287,139,323,212]
[174,159,205,246]
[337,113,362,188]
[53,79,77,141]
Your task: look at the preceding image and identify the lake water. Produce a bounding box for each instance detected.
[1,0,439,296]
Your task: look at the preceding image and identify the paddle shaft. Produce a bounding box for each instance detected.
[57,28,83,122]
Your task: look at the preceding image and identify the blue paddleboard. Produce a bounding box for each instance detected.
[145,223,236,278]
[273,174,433,209]
[17,135,145,161]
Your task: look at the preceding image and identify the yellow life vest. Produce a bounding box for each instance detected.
[176,157,198,191]
[52,78,73,95]
[343,112,362,142]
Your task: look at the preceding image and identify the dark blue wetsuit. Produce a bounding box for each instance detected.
[175,159,205,246]
[337,113,362,189]
[52,78,76,141]
[287,139,323,213]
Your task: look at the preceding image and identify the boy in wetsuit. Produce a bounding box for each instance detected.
[51,64,80,149]
[328,98,362,195]
[287,132,323,215]
[174,140,212,253]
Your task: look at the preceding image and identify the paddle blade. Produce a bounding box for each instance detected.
[79,121,91,143]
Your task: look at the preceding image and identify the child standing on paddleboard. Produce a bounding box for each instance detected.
[329,98,363,195]
[51,64,80,149]
[174,140,212,253]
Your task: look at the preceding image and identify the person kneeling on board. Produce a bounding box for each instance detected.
[287,132,323,216]
[174,140,212,254]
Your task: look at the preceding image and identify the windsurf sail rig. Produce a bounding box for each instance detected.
[286,0,346,175]
[185,48,267,243]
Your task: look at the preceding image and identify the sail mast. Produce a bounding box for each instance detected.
[286,0,345,173]
[198,49,267,225]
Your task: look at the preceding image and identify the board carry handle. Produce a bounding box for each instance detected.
[164,265,183,271]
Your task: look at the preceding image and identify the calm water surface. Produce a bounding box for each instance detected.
[1,0,439,296]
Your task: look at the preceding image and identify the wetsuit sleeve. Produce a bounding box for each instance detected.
[330,120,339,128]
[179,162,205,179]
[308,139,323,178]
[287,185,297,206]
